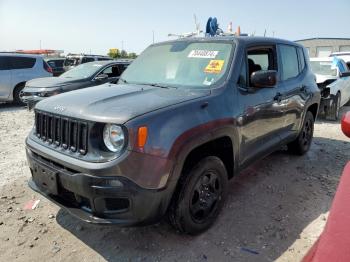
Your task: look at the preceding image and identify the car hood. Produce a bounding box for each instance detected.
[315,74,338,84]
[26,77,84,88]
[35,83,211,123]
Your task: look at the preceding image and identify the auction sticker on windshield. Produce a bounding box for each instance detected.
[188,50,219,58]
[204,60,225,74]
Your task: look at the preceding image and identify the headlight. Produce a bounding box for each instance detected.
[103,124,125,153]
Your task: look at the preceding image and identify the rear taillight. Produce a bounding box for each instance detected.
[43,61,53,74]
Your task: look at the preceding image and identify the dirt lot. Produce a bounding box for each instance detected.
[0,103,349,262]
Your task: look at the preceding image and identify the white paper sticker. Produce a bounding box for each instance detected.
[188,50,219,58]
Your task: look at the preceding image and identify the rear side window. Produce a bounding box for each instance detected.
[9,57,36,69]
[81,57,95,63]
[279,45,299,81]
[0,56,11,70]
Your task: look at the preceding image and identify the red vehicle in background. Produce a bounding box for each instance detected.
[303,111,350,261]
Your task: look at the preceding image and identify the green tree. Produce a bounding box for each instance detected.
[107,48,120,59]
[128,52,137,59]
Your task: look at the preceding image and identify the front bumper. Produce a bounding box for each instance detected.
[319,95,336,114]
[20,94,45,110]
[26,146,176,225]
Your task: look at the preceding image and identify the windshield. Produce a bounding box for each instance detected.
[120,41,234,88]
[60,62,103,79]
[64,57,80,66]
[310,61,337,76]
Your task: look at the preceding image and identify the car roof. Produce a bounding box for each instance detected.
[153,36,302,48]
[0,52,43,59]
[331,52,350,56]
[45,57,65,61]
[310,57,335,62]
[65,54,110,58]
[83,60,130,66]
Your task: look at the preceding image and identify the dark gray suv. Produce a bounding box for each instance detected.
[26,36,320,235]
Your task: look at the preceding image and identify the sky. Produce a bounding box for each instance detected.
[0,0,349,55]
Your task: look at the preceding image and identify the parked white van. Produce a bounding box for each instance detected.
[0,53,53,104]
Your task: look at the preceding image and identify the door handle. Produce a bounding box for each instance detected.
[274,92,282,102]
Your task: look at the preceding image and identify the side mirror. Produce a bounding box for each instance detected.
[251,70,277,88]
[94,74,108,81]
[341,112,350,138]
[340,71,350,78]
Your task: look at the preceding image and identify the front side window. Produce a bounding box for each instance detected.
[246,46,277,86]
[279,45,299,81]
[298,47,306,72]
[100,65,121,77]
[60,62,103,79]
[0,56,11,70]
[121,41,234,88]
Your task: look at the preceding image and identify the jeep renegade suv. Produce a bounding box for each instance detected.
[26,37,320,235]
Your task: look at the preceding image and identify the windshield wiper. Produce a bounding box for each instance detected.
[146,83,176,89]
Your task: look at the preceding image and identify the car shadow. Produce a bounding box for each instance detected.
[55,136,350,262]
[0,102,26,113]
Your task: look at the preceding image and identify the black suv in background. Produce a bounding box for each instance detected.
[63,53,112,71]
[21,60,132,109]
[26,37,320,235]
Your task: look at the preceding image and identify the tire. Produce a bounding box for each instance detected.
[168,156,228,235]
[327,92,341,121]
[13,84,25,105]
[288,111,314,155]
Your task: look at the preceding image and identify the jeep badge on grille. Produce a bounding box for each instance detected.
[54,106,66,112]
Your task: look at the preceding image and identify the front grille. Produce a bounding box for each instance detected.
[35,111,88,155]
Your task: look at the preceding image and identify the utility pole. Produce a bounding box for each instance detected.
[121,40,124,51]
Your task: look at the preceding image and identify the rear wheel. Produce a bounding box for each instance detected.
[168,156,228,235]
[327,92,341,121]
[288,111,314,155]
[13,84,25,105]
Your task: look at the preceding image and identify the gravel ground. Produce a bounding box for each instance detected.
[0,102,349,262]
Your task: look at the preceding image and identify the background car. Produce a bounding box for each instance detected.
[302,112,350,262]
[310,57,350,120]
[330,52,350,70]
[0,53,53,104]
[45,58,65,76]
[63,53,112,72]
[20,59,132,109]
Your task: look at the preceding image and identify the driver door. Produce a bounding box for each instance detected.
[238,45,285,166]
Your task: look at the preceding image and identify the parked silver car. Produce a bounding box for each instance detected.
[0,53,53,104]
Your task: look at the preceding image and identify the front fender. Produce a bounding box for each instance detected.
[167,119,239,183]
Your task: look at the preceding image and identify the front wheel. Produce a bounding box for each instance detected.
[13,84,26,106]
[288,111,314,155]
[168,156,228,235]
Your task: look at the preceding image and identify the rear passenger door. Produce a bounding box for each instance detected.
[0,56,13,99]
[9,56,37,80]
[277,44,309,140]
[238,44,286,165]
